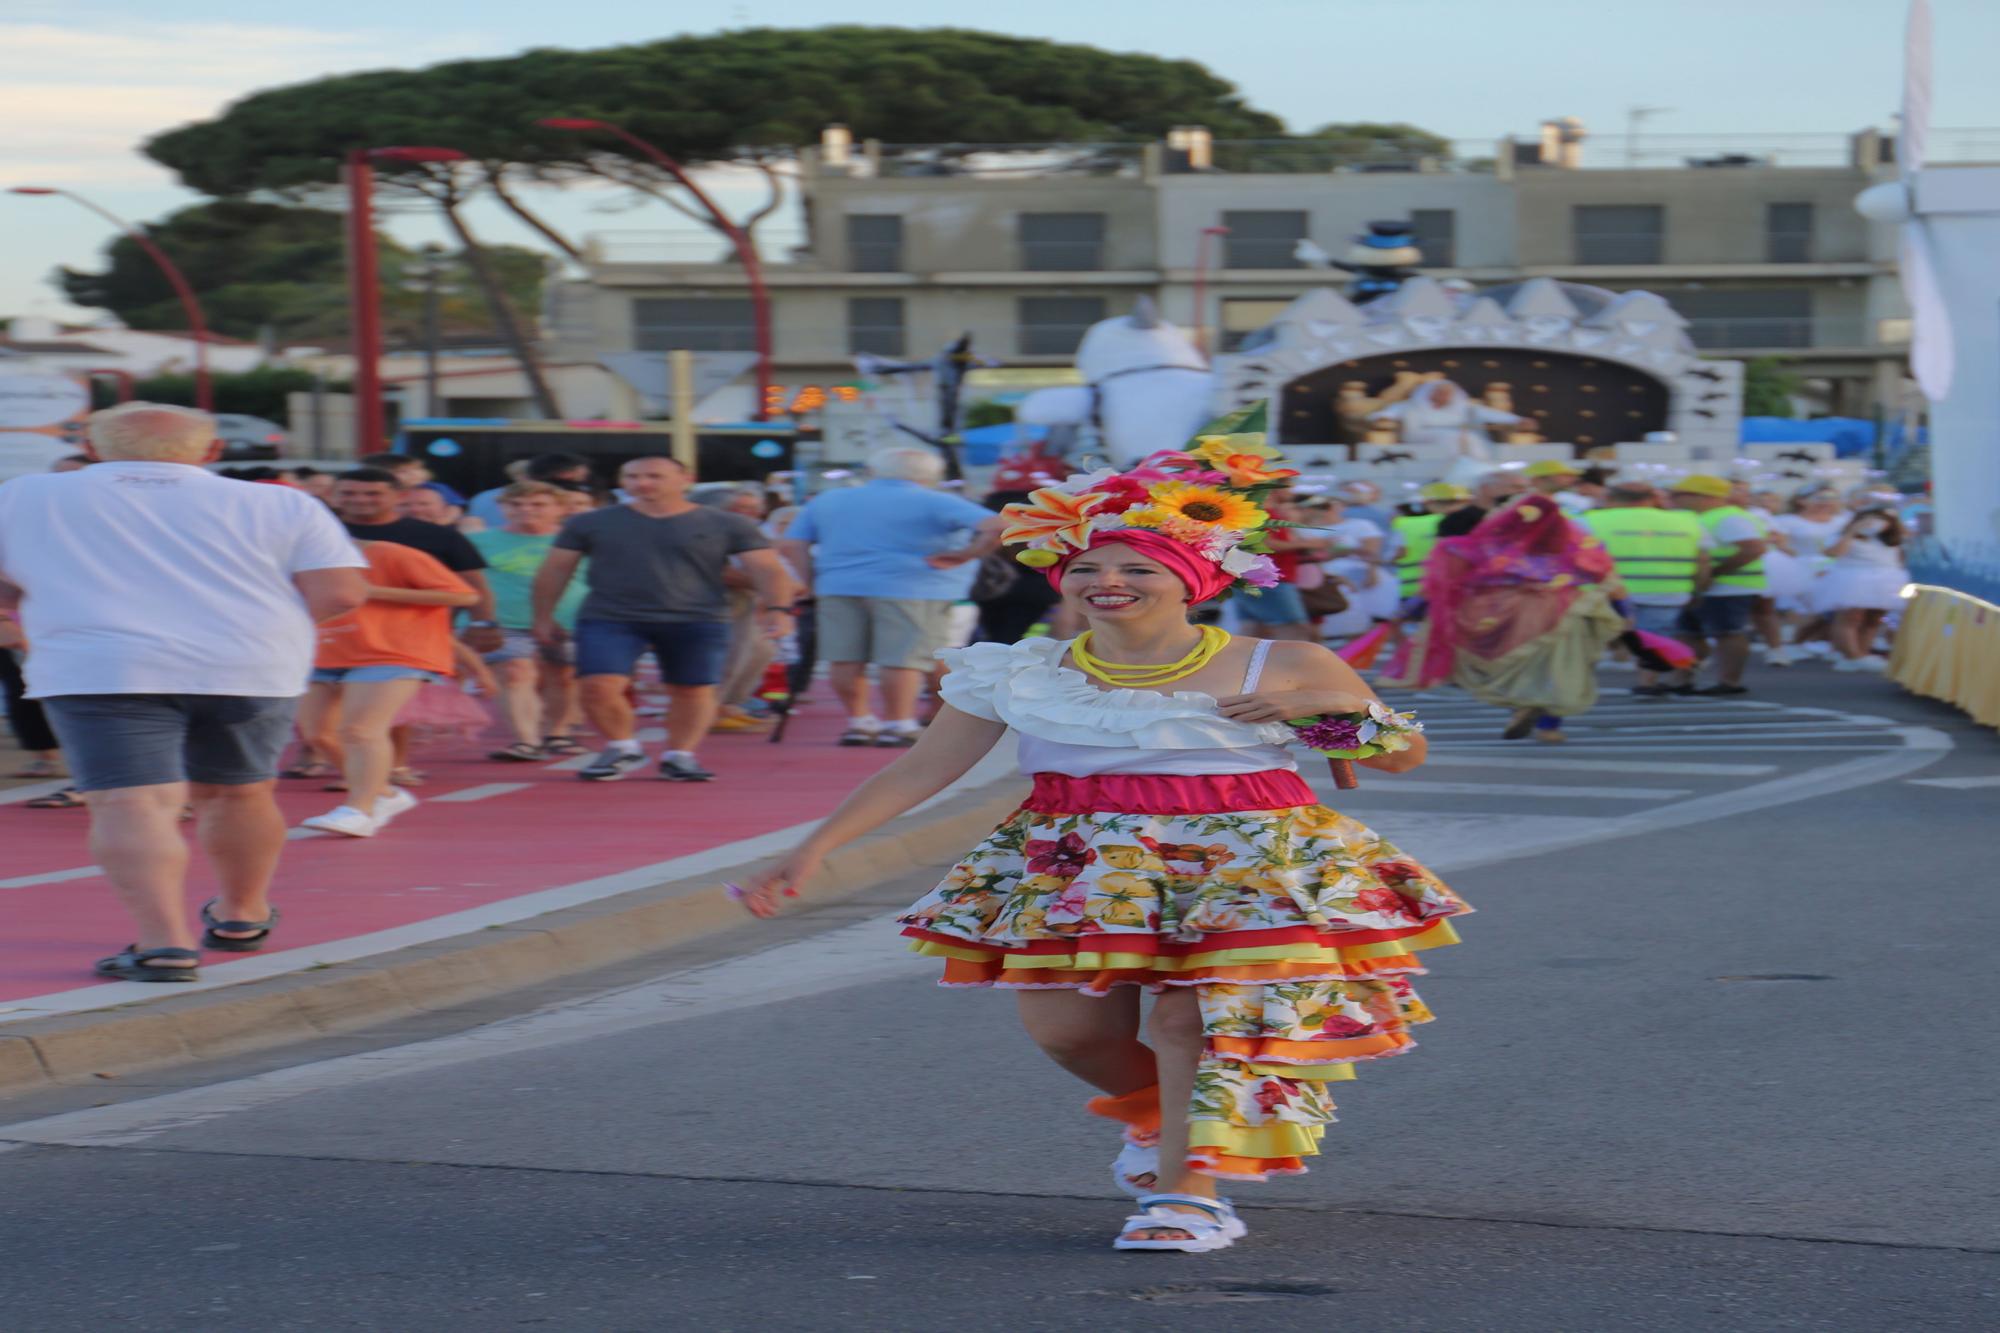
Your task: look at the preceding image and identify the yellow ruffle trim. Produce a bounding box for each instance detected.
[1189,1121,1327,1159]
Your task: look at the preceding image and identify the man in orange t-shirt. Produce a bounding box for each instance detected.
[298,542,475,837]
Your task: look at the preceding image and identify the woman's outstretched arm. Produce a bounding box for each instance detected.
[738,704,1008,915]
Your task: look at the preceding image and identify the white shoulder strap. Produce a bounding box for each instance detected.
[1242,638,1274,692]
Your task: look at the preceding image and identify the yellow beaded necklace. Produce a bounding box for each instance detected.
[1070,626,1232,688]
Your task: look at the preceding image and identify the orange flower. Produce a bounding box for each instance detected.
[1218,453,1298,487]
[1000,487,1110,550]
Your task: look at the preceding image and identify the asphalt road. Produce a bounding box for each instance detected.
[2,668,1996,1331]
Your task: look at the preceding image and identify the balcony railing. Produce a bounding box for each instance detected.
[1684,317,1875,350]
[1573,234,1665,265]
[1018,241,1106,271]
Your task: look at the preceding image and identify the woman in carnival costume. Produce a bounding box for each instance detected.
[739,434,1470,1254]
[1384,495,1626,742]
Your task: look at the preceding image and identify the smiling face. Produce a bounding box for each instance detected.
[1058,545,1189,624]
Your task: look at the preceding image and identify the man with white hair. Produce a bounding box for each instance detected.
[0,403,366,982]
[780,446,1003,745]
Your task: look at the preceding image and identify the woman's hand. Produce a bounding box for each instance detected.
[1216,688,1372,724]
[734,848,824,919]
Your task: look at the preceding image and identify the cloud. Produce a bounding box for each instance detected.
[0,21,508,187]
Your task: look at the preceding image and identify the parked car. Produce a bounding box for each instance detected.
[215,413,289,459]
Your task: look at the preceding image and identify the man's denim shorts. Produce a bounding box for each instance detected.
[573,618,731,687]
[41,693,299,792]
[1234,583,1309,625]
[1682,596,1755,638]
[309,665,444,685]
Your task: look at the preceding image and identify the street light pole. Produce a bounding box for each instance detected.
[342,150,385,455]
[418,243,448,417]
[1192,224,1231,361]
[9,186,213,412]
[537,117,775,420]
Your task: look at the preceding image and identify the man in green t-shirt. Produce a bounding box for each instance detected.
[468,482,589,760]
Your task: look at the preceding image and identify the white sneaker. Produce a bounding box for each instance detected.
[1763,646,1795,667]
[302,804,379,838]
[1830,658,1862,673]
[1854,654,1889,673]
[372,788,418,825]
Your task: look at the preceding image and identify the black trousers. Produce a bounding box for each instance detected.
[1,650,60,753]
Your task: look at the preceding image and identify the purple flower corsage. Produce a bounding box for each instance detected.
[1284,700,1423,760]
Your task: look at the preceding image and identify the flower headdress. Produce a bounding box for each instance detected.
[998,433,1298,597]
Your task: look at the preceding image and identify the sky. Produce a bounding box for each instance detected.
[5,0,1997,324]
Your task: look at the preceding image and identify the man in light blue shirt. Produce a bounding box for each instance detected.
[781,447,1003,746]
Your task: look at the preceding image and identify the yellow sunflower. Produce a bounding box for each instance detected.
[1144,482,1266,532]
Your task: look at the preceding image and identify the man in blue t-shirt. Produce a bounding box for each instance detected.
[780,447,1003,746]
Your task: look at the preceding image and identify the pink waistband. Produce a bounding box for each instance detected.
[1023,770,1316,816]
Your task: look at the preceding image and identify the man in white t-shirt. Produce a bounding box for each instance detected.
[0,403,366,983]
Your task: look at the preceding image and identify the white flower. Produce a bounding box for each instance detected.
[1220,546,1259,574]
[1056,467,1119,495]
[1355,719,1379,745]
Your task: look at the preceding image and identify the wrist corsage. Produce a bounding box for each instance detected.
[1285,703,1422,788]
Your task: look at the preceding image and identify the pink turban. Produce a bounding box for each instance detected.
[1046,529,1235,605]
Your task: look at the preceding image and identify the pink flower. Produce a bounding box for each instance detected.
[1352,886,1415,918]
[1238,554,1281,589]
[1252,1080,1295,1115]
[1369,860,1425,884]
[1315,1014,1375,1039]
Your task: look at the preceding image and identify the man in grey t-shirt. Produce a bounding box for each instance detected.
[532,457,795,782]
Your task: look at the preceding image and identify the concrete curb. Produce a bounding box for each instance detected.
[0,779,1025,1097]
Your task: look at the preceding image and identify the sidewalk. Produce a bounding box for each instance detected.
[0,708,992,1022]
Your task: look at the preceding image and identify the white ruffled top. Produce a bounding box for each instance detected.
[937,637,1298,777]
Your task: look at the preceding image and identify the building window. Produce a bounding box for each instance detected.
[1672,288,1813,349]
[632,297,755,352]
[1019,296,1106,356]
[1018,213,1106,271]
[1766,203,1814,263]
[1573,205,1664,265]
[848,215,903,272]
[847,297,906,356]
[1220,298,1293,353]
[1410,209,1457,267]
[1222,211,1308,269]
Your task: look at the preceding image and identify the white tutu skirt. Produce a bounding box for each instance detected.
[1761,550,1809,602]
[1814,562,1907,613]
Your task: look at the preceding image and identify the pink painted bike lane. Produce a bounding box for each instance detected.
[0,711,905,1006]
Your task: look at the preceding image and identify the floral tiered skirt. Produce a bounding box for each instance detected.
[897,769,1470,1181]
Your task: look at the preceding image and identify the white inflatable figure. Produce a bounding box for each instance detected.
[1015,298,1216,467]
[1377,380,1519,459]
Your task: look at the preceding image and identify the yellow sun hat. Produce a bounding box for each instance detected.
[1670,474,1734,499]
[1523,459,1581,479]
[1419,481,1472,501]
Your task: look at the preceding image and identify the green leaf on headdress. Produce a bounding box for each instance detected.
[1188,400,1267,442]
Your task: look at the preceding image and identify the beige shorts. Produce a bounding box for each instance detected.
[816,595,957,670]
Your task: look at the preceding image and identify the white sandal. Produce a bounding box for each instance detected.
[1112,1140,1160,1198]
[1112,1194,1246,1254]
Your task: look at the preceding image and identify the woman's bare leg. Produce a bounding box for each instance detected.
[1129,987,1221,1238]
[1015,988,1152,1093]
[336,680,424,815]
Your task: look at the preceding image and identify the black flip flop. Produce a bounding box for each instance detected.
[95,946,200,982]
[199,898,280,953]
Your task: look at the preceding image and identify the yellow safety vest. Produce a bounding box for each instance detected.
[1698,505,1767,592]
[1392,513,1446,597]
[1581,507,1703,599]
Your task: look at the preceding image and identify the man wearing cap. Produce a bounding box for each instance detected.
[1669,474,1766,695]
[1584,481,1703,696]
[1391,483,1471,603]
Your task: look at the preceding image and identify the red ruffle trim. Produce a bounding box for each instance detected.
[1021,769,1317,816]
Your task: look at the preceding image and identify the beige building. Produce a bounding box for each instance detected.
[549,124,1926,418]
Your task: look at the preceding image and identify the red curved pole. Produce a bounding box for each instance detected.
[539,119,773,420]
[11,188,211,412]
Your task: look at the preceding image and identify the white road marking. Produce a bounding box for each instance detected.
[430,783,533,803]
[1906,775,2000,789]
[0,720,1952,1151]
[1321,781,1689,801]
[0,743,1021,1022]
[1419,755,1777,777]
[0,865,103,891]
[1437,742,1904,753]
[0,780,73,806]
